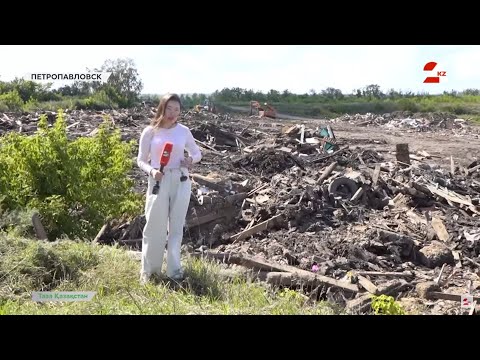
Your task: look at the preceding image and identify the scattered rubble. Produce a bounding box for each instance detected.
[331,111,479,134]
[1,107,480,315]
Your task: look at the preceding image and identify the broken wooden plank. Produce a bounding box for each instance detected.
[406,210,427,225]
[244,256,359,293]
[345,294,372,313]
[316,161,337,185]
[426,184,476,207]
[230,214,284,242]
[468,164,480,175]
[346,280,410,313]
[265,272,318,287]
[409,154,425,161]
[434,264,446,285]
[429,292,480,302]
[194,138,224,154]
[372,164,381,187]
[356,275,379,295]
[463,256,480,268]
[191,174,226,192]
[247,183,269,196]
[431,216,450,242]
[278,146,293,153]
[66,121,80,129]
[305,137,320,144]
[32,212,47,240]
[357,154,366,165]
[93,223,108,243]
[350,186,365,202]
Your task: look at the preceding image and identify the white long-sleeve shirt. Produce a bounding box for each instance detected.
[137,124,202,175]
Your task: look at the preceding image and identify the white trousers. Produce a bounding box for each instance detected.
[141,168,191,278]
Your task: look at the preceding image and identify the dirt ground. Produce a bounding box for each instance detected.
[333,124,480,168]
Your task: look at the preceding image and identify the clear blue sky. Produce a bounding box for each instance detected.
[1,45,478,95]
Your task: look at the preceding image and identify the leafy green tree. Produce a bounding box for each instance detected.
[321,87,344,100]
[94,58,143,108]
[363,84,384,99]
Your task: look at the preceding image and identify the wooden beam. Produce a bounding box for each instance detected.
[93,223,108,243]
[229,214,284,242]
[430,292,480,302]
[194,138,223,154]
[191,174,226,192]
[195,251,359,293]
[357,275,379,295]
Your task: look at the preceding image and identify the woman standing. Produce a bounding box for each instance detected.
[137,93,202,283]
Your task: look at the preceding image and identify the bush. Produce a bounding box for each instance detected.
[371,294,406,315]
[397,98,419,112]
[442,104,469,115]
[85,90,117,110]
[0,90,24,110]
[0,110,142,240]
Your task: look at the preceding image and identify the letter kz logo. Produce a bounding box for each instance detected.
[423,62,447,83]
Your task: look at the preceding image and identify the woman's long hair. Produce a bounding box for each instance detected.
[151,93,182,128]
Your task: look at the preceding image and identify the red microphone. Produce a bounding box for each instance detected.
[159,142,173,172]
[152,142,173,194]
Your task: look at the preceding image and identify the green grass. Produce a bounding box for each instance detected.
[0,233,338,315]
[222,100,480,121]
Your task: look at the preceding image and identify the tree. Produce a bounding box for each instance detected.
[57,81,92,97]
[387,88,403,99]
[363,84,384,99]
[94,58,143,108]
[321,87,344,100]
[463,88,480,96]
[267,89,280,102]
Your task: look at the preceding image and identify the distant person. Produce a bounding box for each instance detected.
[137,93,202,284]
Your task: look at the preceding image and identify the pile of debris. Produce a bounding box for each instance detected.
[188,143,480,314]
[0,108,152,140]
[99,113,480,314]
[330,111,474,133]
